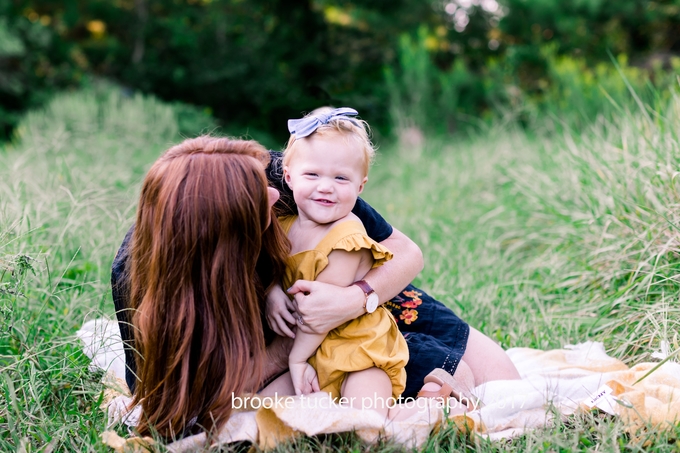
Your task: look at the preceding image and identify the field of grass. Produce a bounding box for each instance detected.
[1,84,679,451]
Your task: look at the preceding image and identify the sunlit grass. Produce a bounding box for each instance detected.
[0,87,174,452]
[1,83,679,451]
[368,96,680,360]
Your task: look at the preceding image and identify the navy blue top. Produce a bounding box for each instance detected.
[112,151,393,392]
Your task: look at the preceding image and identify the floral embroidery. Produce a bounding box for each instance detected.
[389,289,424,325]
[400,289,423,309]
[400,309,418,325]
[402,290,422,299]
[400,299,422,309]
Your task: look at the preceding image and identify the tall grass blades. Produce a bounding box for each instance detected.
[368,87,680,362]
[0,86,179,451]
[2,77,680,450]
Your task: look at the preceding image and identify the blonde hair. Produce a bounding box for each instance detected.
[283,107,375,176]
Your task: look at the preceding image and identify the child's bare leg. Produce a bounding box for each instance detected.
[341,368,393,418]
[463,327,520,384]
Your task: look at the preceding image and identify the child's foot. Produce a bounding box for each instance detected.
[417,368,482,411]
[388,387,467,422]
[418,381,447,396]
[415,382,467,414]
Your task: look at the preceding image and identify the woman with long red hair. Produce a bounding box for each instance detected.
[128,136,291,438]
[113,131,520,439]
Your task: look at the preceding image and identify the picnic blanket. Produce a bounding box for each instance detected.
[77,318,680,451]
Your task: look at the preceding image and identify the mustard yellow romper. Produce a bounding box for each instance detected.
[279,215,409,399]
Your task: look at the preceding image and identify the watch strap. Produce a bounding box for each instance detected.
[352,279,374,310]
[352,279,374,297]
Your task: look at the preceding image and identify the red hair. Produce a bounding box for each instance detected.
[129,136,289,438]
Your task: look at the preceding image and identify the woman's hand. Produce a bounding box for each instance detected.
[287,280,366,334]
[287,227,422,335]
[265,284,298,338]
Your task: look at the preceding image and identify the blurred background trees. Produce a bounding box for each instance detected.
[1,0,680,145]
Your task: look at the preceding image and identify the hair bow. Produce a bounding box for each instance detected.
[287,107,359,139]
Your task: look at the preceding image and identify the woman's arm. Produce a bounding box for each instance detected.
[110,225,140,393]
[288,226,423,335]
[259,334,295,387]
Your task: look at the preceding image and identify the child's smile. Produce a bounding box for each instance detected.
[284,133,367,226]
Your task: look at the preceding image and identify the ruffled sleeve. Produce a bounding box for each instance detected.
[318,221,393,269]
[277,215,296,234]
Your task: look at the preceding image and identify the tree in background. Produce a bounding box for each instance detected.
[1,0,680,142]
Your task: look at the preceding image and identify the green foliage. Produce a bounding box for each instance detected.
[498,0,679,59]
[385,25,680,136]
[385,27,489,135]
[3,0,680,143]
[3,68,680,450]
[520,47,680,130]
[2,0,449,141]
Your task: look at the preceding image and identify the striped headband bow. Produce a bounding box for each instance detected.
[287,107,359,139]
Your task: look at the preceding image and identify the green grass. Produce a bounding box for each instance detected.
[368,101,680,360]
[1,83,679,451]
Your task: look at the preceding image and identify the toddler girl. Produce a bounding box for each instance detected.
[279,107,408,414]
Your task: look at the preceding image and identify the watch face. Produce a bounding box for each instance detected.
[366,292,379,313]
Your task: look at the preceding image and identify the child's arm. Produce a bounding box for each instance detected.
[288,246,373,395]
[265,283,298,338]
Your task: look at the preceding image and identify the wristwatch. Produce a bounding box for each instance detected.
[352,280,379,313]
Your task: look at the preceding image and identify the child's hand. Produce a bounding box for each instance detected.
[289,362,320,395]
[266,284,297,338]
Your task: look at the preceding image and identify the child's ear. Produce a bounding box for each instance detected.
[283,166,293,188]
[357,176,367,194]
